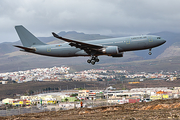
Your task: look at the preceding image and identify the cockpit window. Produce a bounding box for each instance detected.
[157,37,161,39]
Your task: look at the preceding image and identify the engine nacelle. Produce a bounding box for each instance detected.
[102,46,121,55]
[111,52,123,57]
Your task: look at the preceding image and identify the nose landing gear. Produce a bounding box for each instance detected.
[87,56,99,65]
[148,48,152,55]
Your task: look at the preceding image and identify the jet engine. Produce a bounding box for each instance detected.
[102,46,122,55]
[111,52,123,57]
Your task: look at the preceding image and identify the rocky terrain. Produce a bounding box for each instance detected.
[1,98,180,120]
[157,42,180,59]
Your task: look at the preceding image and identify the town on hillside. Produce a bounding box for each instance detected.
[0,66,179,84]
[0,66,180,116]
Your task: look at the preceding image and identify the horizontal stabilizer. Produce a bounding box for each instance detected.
[13,45,36,52]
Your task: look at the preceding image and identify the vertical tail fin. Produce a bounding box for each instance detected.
[15,25,46,47]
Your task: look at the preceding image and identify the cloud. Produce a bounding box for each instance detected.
[0,0,180,42]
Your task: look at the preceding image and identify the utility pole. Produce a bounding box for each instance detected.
[107,89,108,106]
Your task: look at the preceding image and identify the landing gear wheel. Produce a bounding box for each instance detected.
[87,59,91,63]
[91,60,95,65]
[95,59,99,62]
[87,56,99,65]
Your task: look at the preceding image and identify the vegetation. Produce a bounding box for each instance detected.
[70,93,78,97]
[64,98,68,103]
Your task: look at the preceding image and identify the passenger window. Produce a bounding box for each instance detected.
[157,37,161,39]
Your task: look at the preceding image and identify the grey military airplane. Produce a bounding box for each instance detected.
[14,25,166,65]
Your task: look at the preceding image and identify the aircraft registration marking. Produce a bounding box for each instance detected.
[51,48,59,50]
[132,39,147,42]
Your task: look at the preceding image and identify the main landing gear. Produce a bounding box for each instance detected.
[87,56,99,65]
[148,48,152,55]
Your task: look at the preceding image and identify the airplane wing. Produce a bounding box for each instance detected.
[52,32,104,54]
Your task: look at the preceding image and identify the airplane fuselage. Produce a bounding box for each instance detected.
[30,35,165,57]
[14,25,166,65]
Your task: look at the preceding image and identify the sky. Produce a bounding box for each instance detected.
[0,0,180,43]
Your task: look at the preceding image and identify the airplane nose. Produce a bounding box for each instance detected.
[162,39,166,44]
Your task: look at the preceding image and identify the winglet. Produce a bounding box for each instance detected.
[52,32,67,40]
[52,32,72,42]
[52,32,59,38]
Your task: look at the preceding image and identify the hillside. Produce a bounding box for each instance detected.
[0,41,20,55]
[134,31,180,59]
[0,51,141,73]
[0,31,180,73]
[157,42,180,59]
[94,55,180,73]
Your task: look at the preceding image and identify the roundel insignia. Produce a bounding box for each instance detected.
[149,37,153,42]
[47,47,51,52]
